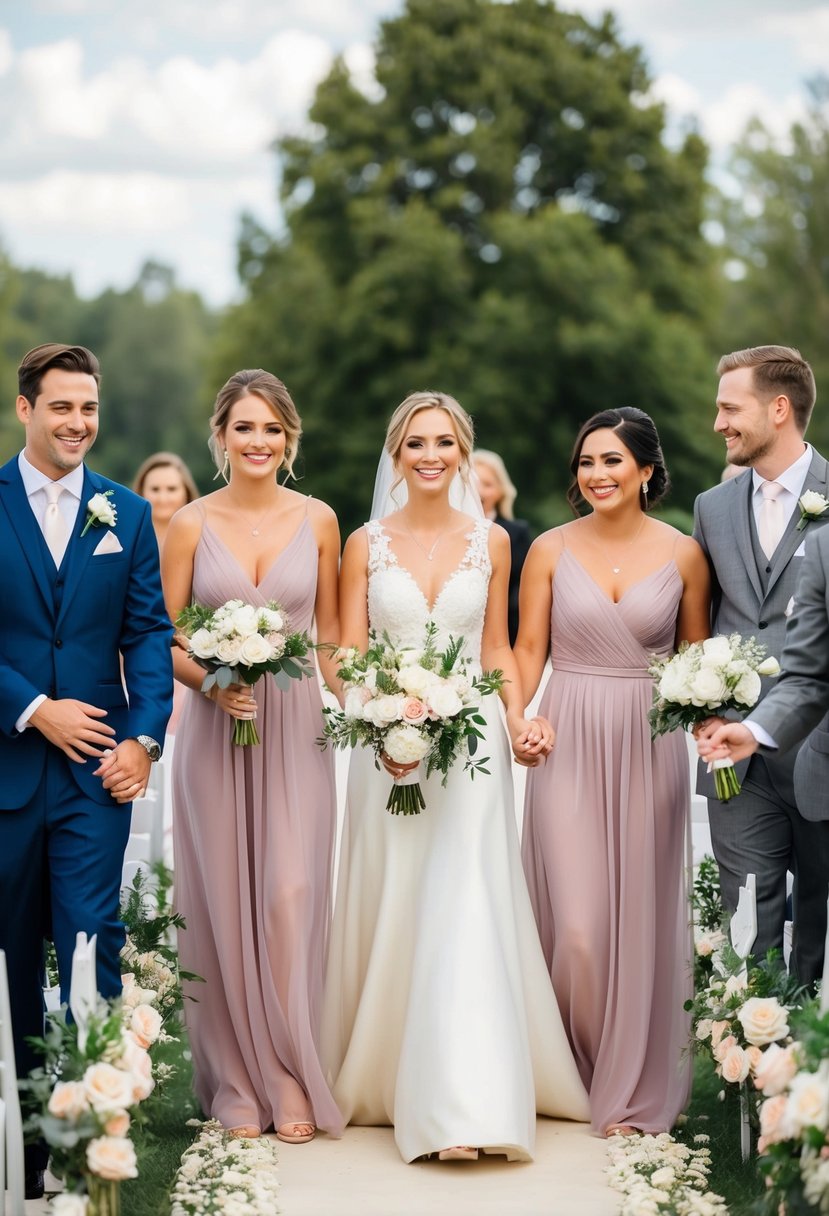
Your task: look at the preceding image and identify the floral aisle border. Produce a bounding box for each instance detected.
[170,1121,281,1216]
[606,1131,727,1215]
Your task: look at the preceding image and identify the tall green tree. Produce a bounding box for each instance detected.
[719,78,829,450]
[217,0,722,534]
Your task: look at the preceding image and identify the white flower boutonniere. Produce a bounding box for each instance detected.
[797,490,829,531]
[81,490,117,537]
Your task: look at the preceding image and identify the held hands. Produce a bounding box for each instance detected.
[95,739,152,804]
[696,721,759,765]
[381,751,419,780]
[509,714,555,768]
[205,682,257,721]
[29,698,116,763]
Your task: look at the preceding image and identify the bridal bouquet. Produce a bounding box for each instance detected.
[648,634,780,801]
[176,598,314,745]
[319,623,504,815]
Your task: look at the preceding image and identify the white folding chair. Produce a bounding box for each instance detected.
[123,833,153,867]
[0,950,25,1214]
[130,798,163,864]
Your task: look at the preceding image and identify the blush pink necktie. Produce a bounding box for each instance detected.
[43,482,68,566]
[758,480,785,559]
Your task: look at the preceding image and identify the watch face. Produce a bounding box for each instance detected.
[138,736,161,760]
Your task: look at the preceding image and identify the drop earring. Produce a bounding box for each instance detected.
[641,480,649,500]
[220,450,230,483]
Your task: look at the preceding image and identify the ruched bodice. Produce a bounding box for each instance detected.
[366,517,490,661]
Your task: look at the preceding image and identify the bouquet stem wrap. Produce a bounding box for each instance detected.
[387,765,426,815]
[710,756,741,802]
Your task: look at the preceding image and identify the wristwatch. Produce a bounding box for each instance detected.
[134,735,161,762]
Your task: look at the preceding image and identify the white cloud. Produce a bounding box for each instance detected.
[762,6,829,67]
[649,73,809,152]
[0,171,191,231]
[0,28,12,77]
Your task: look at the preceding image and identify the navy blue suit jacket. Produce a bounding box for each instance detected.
[0,457,174,808]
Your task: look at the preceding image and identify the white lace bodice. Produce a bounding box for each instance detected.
[365,518,491,662]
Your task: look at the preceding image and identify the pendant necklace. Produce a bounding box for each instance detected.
[589,513,647,573]
[238,500,278,537]
[403,521,443,561]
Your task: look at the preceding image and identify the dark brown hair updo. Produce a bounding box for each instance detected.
[567,407,670,514]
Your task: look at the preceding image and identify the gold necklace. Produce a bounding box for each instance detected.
[231,498,278,537]
[588,514,647,574]
[402,521,443,561]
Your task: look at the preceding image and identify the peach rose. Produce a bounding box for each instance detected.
[710,1020,730,1049]
[759,1094,796,1147]
[788,1071,829,1135]
[714,1034,737,1064]
[721,1044,751,1084]
[86,1136,138,1181]
[401,697,429,725]
[129,1003,162,1049]
[104,1111,131,1138]
[737,997,790,1046]
[746,1046,764,1073]
[48,1080,89,1120]
[754,1043,800,1097]
[83,1063,135,1114]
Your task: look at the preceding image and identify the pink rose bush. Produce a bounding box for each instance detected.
[320,624,503,815]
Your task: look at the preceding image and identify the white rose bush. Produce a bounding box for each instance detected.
[319,623,503,814]
[175,598,314,745]
[648,634,780,801]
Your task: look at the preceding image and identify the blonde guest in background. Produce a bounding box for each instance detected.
[132,451,199,550]
[473,449,532,645]
[133,452,199,734]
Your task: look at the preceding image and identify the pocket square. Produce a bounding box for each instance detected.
[785,596,795,618]
[794,541,806,557]
[92,530,123,555]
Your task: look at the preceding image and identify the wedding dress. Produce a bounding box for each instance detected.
[321,516,589,1162]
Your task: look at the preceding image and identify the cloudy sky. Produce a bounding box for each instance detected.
[2,0,826,305]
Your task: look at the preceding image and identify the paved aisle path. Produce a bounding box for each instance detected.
[276,1119,615,1216]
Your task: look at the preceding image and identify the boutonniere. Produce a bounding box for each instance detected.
[797,491,829,531]
[81,490,117,537]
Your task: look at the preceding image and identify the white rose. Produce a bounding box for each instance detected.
[189,628,218,659]
[266,632,286,658]
[424,683,464,719]
[732,669,761,708]
[724,972,748,999]
[694,930,725,958]
[397,664,437,698]
[658,658,693,705]
[86,1136,138,1181]
[397,648,423,667]
[737,997,790,1046]
[800,490,829,516]
[757,657,781,678]
[238,633,272,665]
[758,1093,796,1147]
[384,723,432,764]
[49,1080,89,1119]
[689,667,729,708]
[754,1042,800,1096]
[363,694,404,727]
[88,492,116,526]
[364,668,378,691]
[261,608,284,632]
[344,688,369,720]
[702,636,733,664]
[83,1063,135,1114]
[695,1018,713,1042]
[448,672,472,700]
[721,1044,751,1084]
[129,1003,163,1049]
[788,1070,829,1135]
[215,637,243,666]
[51,1195,89,1215]
[229,605,259,635]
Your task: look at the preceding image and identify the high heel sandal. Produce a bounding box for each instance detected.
[227,1125,261,1140]
[277,1122,316,1144]
[605,1124,638,1138]
[438,1146,478,1161]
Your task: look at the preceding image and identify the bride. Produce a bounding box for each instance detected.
[321,391,589,1163]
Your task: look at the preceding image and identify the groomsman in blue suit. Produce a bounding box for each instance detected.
[0,344,173,1196]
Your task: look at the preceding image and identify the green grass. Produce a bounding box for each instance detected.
[122,1034,201,1216]
[677,1055,766,1213]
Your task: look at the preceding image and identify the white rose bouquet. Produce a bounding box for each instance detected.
[319,623,504,815]
[648,634,780,801]
[175,598,314,745]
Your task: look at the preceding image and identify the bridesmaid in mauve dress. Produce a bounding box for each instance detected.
[163,369,343,1144]
[515,408,711,1136]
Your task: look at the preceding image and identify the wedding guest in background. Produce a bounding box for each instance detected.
[516,407,710,1136]
[133,452,199,735]
[473,449,532,645]
[699,526,829,912]
[132,450,199,550]
[694,346,829,982]
[0,343,173,1199]
[163,369,342,1144]
[323,391,588,1164]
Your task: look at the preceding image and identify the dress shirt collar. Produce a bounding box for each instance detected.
[751,444,813,500]
[18,450,84,502]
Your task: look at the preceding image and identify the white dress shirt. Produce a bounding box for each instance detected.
[745,445,813,750]
[15,452,85,731]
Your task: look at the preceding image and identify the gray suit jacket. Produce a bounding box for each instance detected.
[751,526,829,820]
[693,449,829,800]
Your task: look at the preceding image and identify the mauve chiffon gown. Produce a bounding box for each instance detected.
[522,545,692,1134]
[173,508,342,1136]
